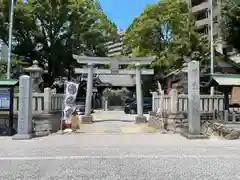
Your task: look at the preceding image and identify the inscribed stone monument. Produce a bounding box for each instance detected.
[188,61,200,135]
[12,75,33,140]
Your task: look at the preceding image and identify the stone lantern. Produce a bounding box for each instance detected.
[24,60,43,92]
[44,63,48,74]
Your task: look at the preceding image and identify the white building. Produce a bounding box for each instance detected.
[105,31,125,57]
[189,0,240,63]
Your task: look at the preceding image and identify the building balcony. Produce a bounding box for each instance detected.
[192,1,209,13]
[108,51,122,57]
[107,42,123,49]
[196,17,209,27]
[108,46,122,53]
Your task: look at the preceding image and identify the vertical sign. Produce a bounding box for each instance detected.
[0,88,10,110]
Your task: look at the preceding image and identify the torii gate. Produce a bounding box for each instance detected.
[73,55,154,123]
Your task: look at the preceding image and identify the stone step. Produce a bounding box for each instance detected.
[34,130,51,137]
[35,124,52,131]
[34,120,52,125]
[175,124,182,128]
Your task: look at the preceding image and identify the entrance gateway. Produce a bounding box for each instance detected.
[73,55,154,123]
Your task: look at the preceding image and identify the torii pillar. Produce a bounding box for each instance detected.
[135,62,146,123]
[73,55,154,124]
[81,63,94,123]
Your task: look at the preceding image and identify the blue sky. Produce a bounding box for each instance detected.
[98,0,160,30]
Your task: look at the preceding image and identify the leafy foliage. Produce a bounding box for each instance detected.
[0,64,6,79]
[103,88,130,101]
[221,0,240,51]
[124,0,209,74]
[0,0,118,83]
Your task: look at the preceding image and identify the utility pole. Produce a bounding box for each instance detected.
[0,41,2,62]
[187,0,192,41]
[209,0,215,95]
[7,0,14,79]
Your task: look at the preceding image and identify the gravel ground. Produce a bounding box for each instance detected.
[0,134,240,179]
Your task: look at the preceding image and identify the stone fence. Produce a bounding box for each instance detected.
[13,88,64,114]
[6,88,65,137]
[152,92,240,113]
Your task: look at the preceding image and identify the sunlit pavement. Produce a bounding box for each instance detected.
[92,110,150,122]
[75,111,152,134]
[0,134,240,179]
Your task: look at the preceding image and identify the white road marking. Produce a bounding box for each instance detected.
[0,154,239,160]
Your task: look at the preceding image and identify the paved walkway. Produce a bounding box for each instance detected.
[1,134,240,179]
[92,110,138,122]
[75,111,154,134]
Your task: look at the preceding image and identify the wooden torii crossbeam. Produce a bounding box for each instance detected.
[73,55,155,123]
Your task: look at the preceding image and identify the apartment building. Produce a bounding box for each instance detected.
[105,31,125,57]
[190,0,240,63]
[190,0,221,40]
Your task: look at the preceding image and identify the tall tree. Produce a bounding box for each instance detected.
[124,0,208,73]
[221,0,240,51]
[0,0,118,83]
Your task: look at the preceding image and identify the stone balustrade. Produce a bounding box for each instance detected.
[152,94,240,114]
[0,87,64,137]
[13,88,64,114]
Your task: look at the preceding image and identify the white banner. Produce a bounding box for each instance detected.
[62,81,79,123]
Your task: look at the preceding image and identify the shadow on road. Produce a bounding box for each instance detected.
[93,120,134,123]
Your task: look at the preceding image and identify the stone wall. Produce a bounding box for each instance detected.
[33,113,61,137]
[148,111,240,139]
[0,112,61,137]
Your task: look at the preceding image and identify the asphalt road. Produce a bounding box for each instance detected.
[0,134,240,180]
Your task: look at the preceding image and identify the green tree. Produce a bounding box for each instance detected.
[221,0,240,51]
[0,0,118,83]
[124,0,209,73]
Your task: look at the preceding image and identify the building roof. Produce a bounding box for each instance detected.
[164,58,240,79]
[0,79,18,87]
[211,74,240,86]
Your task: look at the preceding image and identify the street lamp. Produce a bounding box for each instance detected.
[7,0,14,79]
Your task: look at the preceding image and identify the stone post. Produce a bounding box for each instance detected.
[152,92,157,112]
[181,60,207,139]
[13,75,34,140]
[135,63,146,123]
[166,89,178,132]
[188,61,200,135]
[104,100,108,111]
[82,63,94,123]
[44,87,52,114]
[170,89,178,114]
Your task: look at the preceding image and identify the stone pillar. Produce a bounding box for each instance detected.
[104,100,108,111]
[152,92,157,112]
[44,87,52,114]
[13,75,34,140]
[181,60,207,139]
[170,89,178,113]
[188,61,200,135]
[167,89,178,132]
[135,63,146,123]
[223,91,229,122]
[82,63,94,123]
